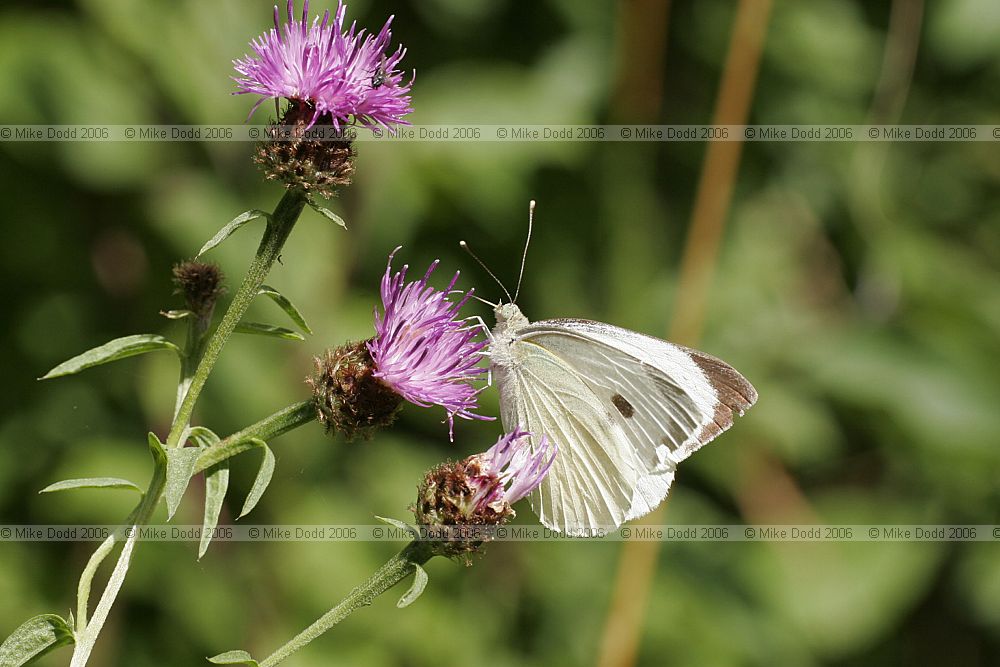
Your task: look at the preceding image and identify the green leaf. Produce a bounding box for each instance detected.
[160,309,193,320]
[234,322,305,341]
[307,200,347,228]
[39,478,141,495]
[257,285,313,334]
[238,439,274,519]
[39,335,181,380]
[0,614,74,666]
[397,564,429,609]
[148,432,167,465]
[207,650,258,666]
[374,515,421,540]
[198,460,230,560]
[72,527,138,666]
[165,447,202,520]
[187,426,220,449]
[197,209,271,257]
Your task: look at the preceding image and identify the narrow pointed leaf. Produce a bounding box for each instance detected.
[396,564,429,608]
[148,432,167,465]
[165,448,201,520]
[257,285,312,334]
[198,460,230,560]
[0,614,74,666]
[307,200,347,228]
[238,440,274,519]
[234,322,304,341]
[40,478,141,495]
[40,335,181,380]
[374,515,421,540]
[197,209,271,257]
[188,426,220,449]
[207,650,258,666]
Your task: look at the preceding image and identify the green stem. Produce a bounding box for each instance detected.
[69,190,308,666]
[259,541,434,667]
[167,189,308,448]
[70,464,165,667]
[194,400,315,474]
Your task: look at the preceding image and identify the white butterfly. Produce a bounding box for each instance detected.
[466,203,758,536]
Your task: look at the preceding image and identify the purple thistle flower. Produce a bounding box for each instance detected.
[467,429,556,514]
[233,0,413,129]
[367,248,489,436]
[412,428,556,556]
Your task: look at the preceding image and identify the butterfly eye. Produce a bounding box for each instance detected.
[611,393,635,418]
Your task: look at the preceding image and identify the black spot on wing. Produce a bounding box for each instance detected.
[611,393,635,418]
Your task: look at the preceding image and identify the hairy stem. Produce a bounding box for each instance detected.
[69,189,308,666]
[167,189,308,448]
[259,541,434,667]
[194,400,316,474]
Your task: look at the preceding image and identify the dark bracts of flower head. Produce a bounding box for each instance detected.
[414,429,556,556]
[367,249,490,438]
[253,105,356,198]
[172,261,225,323]
[308,341,403,440]
[233,1,412,129]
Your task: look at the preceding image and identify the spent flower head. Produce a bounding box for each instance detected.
[413,429,556,555]
[308,249,488,439]
[233,0,413,129]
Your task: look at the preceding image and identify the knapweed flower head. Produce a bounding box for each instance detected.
[233,0,413,129]
[308,249,487,440]
[413,429,556,555]
[367,248,489,436]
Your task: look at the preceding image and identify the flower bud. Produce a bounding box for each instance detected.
[172,260,225,322]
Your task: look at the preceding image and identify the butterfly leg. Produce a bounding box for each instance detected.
[464,315,494,341]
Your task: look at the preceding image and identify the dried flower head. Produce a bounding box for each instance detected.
[413,429,556,555]
[233,0,413,129]
[368,248,489,437]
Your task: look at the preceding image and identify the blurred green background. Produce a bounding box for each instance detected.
[1,0,998,665]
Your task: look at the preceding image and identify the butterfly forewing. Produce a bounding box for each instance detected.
[498,340,641,534]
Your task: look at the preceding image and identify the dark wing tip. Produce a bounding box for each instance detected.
[687,349,757,441]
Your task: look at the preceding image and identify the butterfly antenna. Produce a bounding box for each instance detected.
[514,200,535,302]
[449,289,498,309]
[459,240,513,304]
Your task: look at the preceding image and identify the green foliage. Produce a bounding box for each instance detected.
[233,322,305,342]
[306,200,348,229]
[1,0,998,665]
[206,650,258,666]
[238,439,275,519]
[39,478,141,495]
[197,210,272,258]
[0,615,74,667]
[257,285,313,335]
[396,564,429,609]
[39,335,181,380]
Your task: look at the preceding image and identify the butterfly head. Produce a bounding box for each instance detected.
[494,302,528,329]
